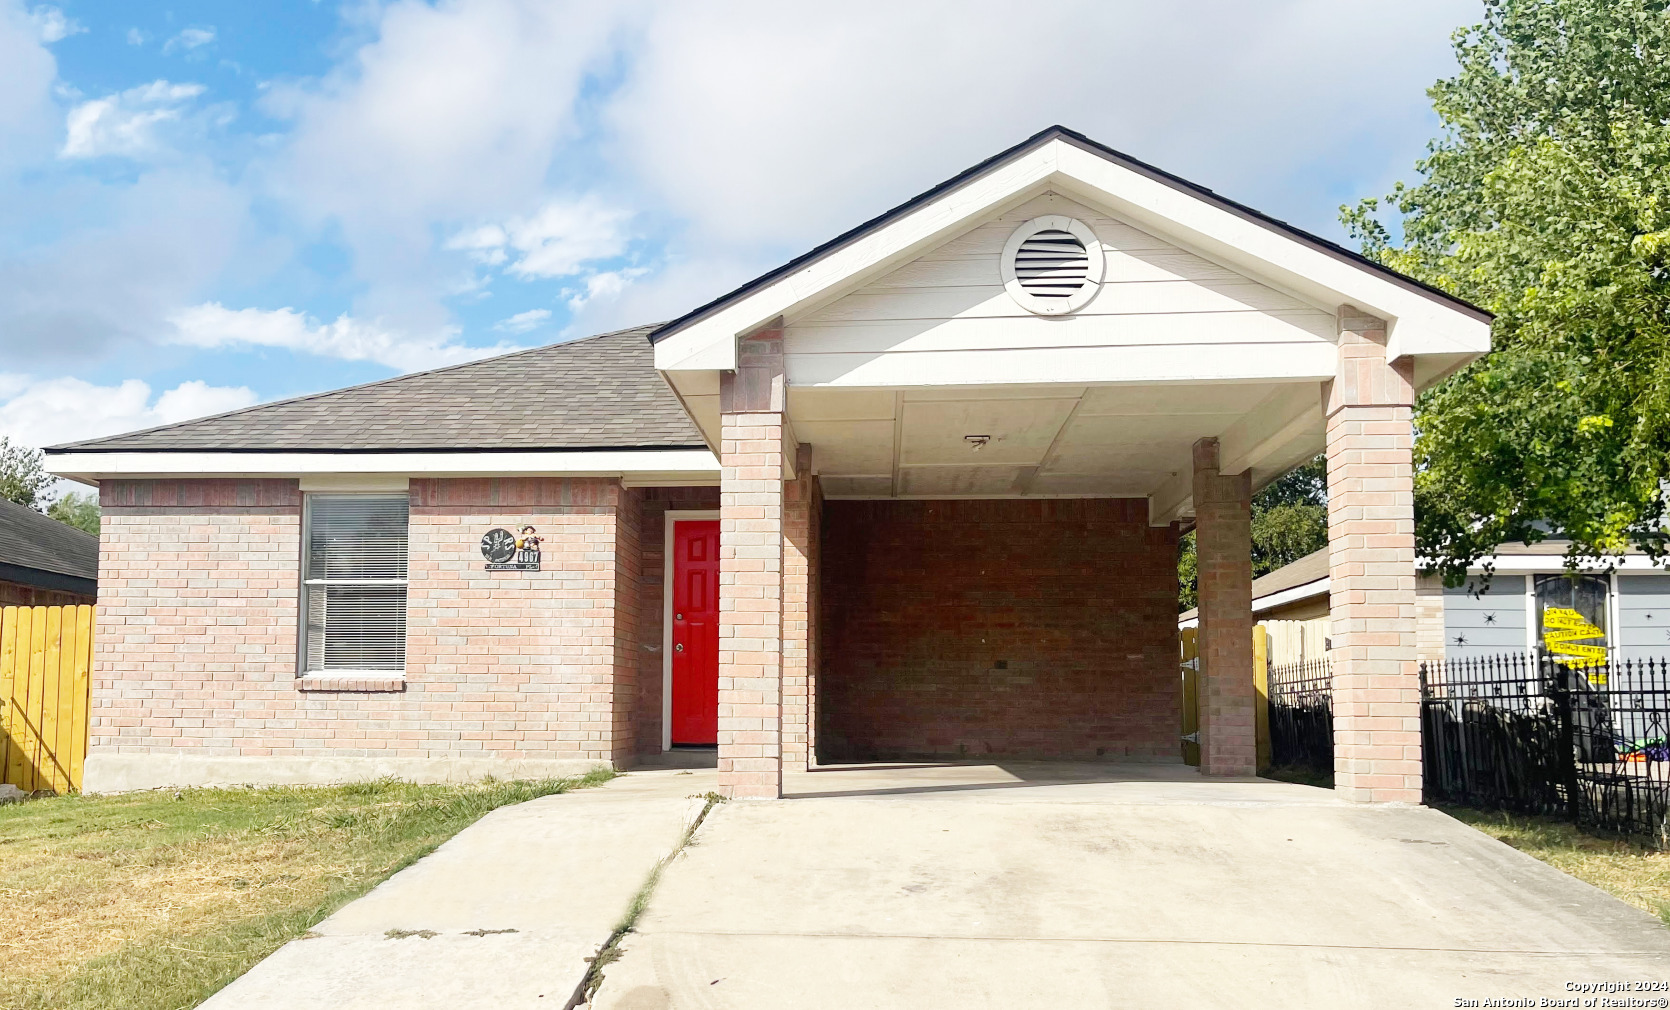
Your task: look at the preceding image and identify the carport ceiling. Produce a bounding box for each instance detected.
[791,381,1321,501]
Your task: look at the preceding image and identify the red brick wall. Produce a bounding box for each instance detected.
[406,477,634,763]
[91,476,650,786]
[818,499,1179,762]
[95,479,305,763]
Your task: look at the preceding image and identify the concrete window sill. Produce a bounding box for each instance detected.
[296,673,406,693]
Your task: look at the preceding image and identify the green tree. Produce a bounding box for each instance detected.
[47,491,101,535]
[1342,0,1670,585]
[0,436,52,510]
[1178,456,1329,610]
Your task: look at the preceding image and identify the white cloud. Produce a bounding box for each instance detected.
[566,267,647,312]
[605,0,1478,246]
[163,26,215,54]
[239,0,1474,349]
[0,375,256,450]
[505,200,631,279]
[125,27,146,46]
[167,302,518,372]
[445,224,509,266]
[60,79,205,159]
[493,308,550,334]
[449,197,632,280]
[265,0,626,333]
[27,5,82,43]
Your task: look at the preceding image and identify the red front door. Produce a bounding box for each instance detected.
[670,520,720,745]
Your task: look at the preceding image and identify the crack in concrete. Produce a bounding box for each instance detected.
[565,792,724,1010]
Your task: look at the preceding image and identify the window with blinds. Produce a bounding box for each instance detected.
[302,495,409,673]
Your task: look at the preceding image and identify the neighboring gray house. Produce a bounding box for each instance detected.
[0,498,98,608]
[1199,542,1670,663]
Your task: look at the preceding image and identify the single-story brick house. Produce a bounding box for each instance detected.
[0,498,98,608]
[46,126,1492,800]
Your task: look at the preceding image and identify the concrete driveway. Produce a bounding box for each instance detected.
[592,763,1670,1009]
[201,769,716,1009]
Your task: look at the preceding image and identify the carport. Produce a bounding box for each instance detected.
[649,126,1492,801]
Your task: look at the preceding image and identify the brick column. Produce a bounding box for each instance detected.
[1326,307,1420,803]
[1193,437,1257,776]
[718,328,787,799]
[782,445,814,771]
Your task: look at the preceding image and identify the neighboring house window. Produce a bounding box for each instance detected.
[302,495,409,673]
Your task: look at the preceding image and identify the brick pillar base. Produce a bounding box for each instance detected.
[718,329,786,799]
[1326,307,1421,803]
[1193,437,1257,776]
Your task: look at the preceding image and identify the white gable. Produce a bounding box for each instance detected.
[783,192,1339,388]
[653,133,1490,389]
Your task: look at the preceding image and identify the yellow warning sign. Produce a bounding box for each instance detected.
[1542,605,1608,679]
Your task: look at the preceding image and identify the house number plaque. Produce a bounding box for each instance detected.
[481,526,542,572]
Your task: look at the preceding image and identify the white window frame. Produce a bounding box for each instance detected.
[299,492,411,678]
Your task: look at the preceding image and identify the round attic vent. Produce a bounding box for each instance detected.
[1000,216,1104,315]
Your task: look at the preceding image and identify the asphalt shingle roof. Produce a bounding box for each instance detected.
[0,499,99,582]
[50,325,704,453]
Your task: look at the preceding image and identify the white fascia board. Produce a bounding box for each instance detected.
[653,147,1061,373]
[1048,145,1492,369]
[1252,578,1330,614]
[46,449,721,483]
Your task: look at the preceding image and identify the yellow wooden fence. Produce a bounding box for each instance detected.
[0,605,93,794]
[1178,625,1270,770]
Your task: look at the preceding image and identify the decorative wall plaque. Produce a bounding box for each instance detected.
[481,525,541,571]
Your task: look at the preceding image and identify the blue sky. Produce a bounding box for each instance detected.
[0,0,1482,455]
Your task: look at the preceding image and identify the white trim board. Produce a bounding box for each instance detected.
[46,449,721,484]
[661,509,720,752]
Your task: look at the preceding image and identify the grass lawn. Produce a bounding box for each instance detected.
[0,770,614,1010]
[1443,806,1670,926]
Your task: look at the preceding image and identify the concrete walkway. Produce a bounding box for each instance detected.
[593,763,1670,1009]
[203,769,716,1009]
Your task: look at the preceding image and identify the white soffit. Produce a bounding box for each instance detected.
[653,132,1490,375]
[792,380,1323,507]
[45,449,721,484]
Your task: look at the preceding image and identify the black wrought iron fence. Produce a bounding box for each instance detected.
[1267,657,1334,781]
[1420,653,1670,844]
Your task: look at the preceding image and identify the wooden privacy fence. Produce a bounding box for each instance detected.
[1262,618,1329,667]
[1178,625,1270,769]
[0,606,93,794]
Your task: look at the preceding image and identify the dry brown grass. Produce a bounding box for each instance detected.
[1443,806,1670,924]
[0,772,613,1010]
